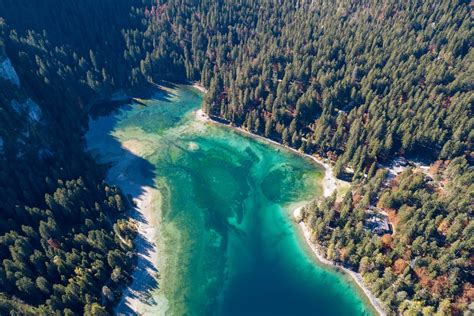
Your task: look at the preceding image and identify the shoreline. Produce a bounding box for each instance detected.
[109,141,168,315]
[196,108,386,316]
[195,109,343,199]
[191,82,208,94]
[86,111,167,315]
[99,85,204,315]
[296,215,387,316]
[115,185,167,315]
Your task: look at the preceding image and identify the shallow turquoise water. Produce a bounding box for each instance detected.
[94,86,373,315]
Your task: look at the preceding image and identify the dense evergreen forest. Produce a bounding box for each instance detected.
[303,157,473,314]
[0,1,146,314]
[143,0,472,179]
[0,0,472,315]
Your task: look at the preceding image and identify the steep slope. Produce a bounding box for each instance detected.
[0,4,141,314]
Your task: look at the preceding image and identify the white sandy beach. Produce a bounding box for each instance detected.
[297,220,387,316]
[109,144,168,315]
[86,113,168,315]
[192,82,208,94]
[115,186,168,315]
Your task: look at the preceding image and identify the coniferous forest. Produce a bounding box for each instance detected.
[0,0,472,315]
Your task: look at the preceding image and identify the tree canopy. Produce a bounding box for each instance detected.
[0,0,472,314]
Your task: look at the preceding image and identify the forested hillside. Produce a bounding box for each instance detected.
[0,1,145,314]
[303,157,473,314]
[0,0,472,315]
[142,0,472,180]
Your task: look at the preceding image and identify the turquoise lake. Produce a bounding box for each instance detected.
[87,85,374,315]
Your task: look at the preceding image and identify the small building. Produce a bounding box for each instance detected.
[327,151,338,162]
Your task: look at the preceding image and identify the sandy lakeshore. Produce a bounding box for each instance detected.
[115,185,168,315]
[297,220,387,316]
[192,82,208,94]
[106,139,168,315]
[86,112,168,315]
[197,108,386,316]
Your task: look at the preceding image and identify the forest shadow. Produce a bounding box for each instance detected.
[86,88,172,314]
[146,81,178,103]
[90,83,175,119]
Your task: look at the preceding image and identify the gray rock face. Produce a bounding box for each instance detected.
[25,99,42,122]
[10,98,42,122]
[0,58,20,87]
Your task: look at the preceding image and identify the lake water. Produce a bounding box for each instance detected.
[87,85,373,316]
